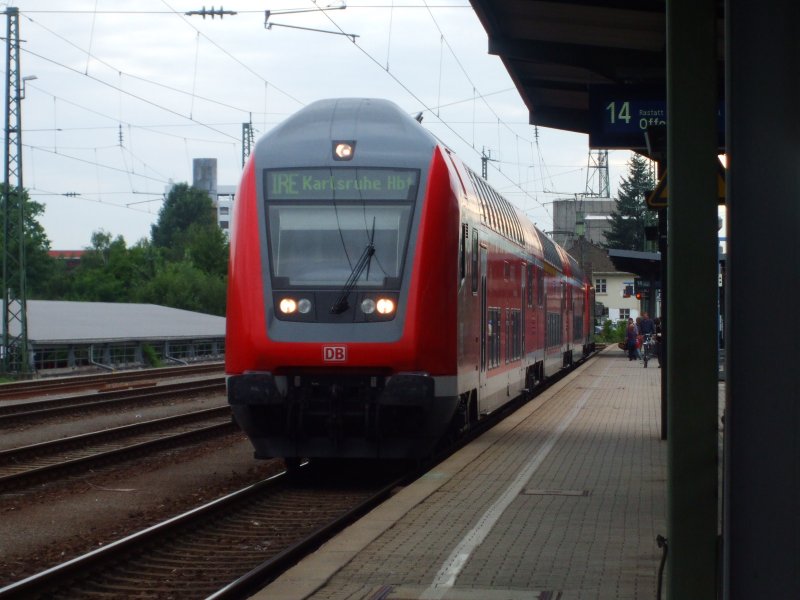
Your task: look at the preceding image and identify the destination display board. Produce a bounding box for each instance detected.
[265,168,419,201]
[588,86,724,150]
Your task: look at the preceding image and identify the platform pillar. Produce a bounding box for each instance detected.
[666,0,720,598]
[723,0,800,597]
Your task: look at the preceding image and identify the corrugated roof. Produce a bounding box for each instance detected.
[17,301,225,345]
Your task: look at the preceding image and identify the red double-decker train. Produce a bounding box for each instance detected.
[226,98,594,461]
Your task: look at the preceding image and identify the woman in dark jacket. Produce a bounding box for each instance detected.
[626,318,641,361]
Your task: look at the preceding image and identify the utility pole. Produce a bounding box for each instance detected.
[584,148,610,197]
[241,117,255,167]
[2,7,30,375]
[480,147,497,180]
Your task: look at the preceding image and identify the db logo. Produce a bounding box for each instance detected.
[323,346,347,362]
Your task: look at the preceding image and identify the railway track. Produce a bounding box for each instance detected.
[0,377,226,427]
[0,405,236,492]
[0,362,224,401]
[0,351,601,598]
[0,465,403,599]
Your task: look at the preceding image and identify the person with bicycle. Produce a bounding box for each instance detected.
[640,313,656,366]
[640,312,655,337]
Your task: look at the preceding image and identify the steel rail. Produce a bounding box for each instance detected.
[0,405,235,491]
[0,377,225,425]
[0,362,223,400]
[0,466,402,599]
[0,350,601,598]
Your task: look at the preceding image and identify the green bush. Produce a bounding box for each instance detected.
[596,319,627,343]
[142,344,163,368]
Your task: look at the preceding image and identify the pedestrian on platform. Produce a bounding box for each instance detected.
[654,317,663,367]
[640,313,655,336]
[626,318,641,361]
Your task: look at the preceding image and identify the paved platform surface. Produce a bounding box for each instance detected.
[254,347,667,600]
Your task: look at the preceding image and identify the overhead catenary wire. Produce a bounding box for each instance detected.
[16,9,289,209]
[20,142,172,185]
[22,47,240,142]
[311,0,555,219]
[158,0,305,107]
[12,1,584,245]
[21,14,259,117]
[28,185,166,215]
[22,2,556,193]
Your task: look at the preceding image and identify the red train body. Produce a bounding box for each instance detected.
[226,98,594,460]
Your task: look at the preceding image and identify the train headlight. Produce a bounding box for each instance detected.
[360,298,376,314]
[376,298,396,315]
[297,298,312,314]
[333,140,355,161]
[279,298,297,314]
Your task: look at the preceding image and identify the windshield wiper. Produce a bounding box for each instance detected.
[330,219,376,314]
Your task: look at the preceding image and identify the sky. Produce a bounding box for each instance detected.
[4,0,634,250]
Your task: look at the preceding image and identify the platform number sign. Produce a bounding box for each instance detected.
[606,101,632,126]
[589,86,724,149]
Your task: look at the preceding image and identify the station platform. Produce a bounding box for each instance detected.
[255,346,667,600]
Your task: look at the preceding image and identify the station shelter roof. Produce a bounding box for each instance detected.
[19,301,225,346]
[468,0,723,146]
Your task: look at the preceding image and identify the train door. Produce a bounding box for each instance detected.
[561,281,568,349]
[479,245,488,381]
[520,263,526,355]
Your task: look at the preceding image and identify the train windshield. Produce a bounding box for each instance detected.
[264,168,418,288]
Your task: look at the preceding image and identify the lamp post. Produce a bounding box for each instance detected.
[21,74,37,99]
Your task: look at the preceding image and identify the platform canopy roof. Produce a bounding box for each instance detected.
[468,0,724,145]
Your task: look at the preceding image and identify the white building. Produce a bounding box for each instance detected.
[564,238,652,325]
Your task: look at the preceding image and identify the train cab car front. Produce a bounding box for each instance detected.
[225,98,463,461]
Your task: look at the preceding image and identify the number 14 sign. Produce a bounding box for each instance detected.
[588,86,724,150]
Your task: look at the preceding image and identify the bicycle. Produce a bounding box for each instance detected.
[641,334,656,368]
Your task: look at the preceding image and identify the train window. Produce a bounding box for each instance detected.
[507,309,522,361]
[471,229,479,294]
[488,308,502,369]
[573,293,584,341]
[506,309,510,363]
[526,265,534,308]
[536,268,544,306]
[267,204,412,288]
[547,313,563,347]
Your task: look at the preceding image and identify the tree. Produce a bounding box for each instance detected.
[136,261,226,316]
[0,186,56,298]
[603,153,656,250]
[40,182,229,314]
[184,222,229,277]
[64,231,153,302]
[151,183,217,262]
